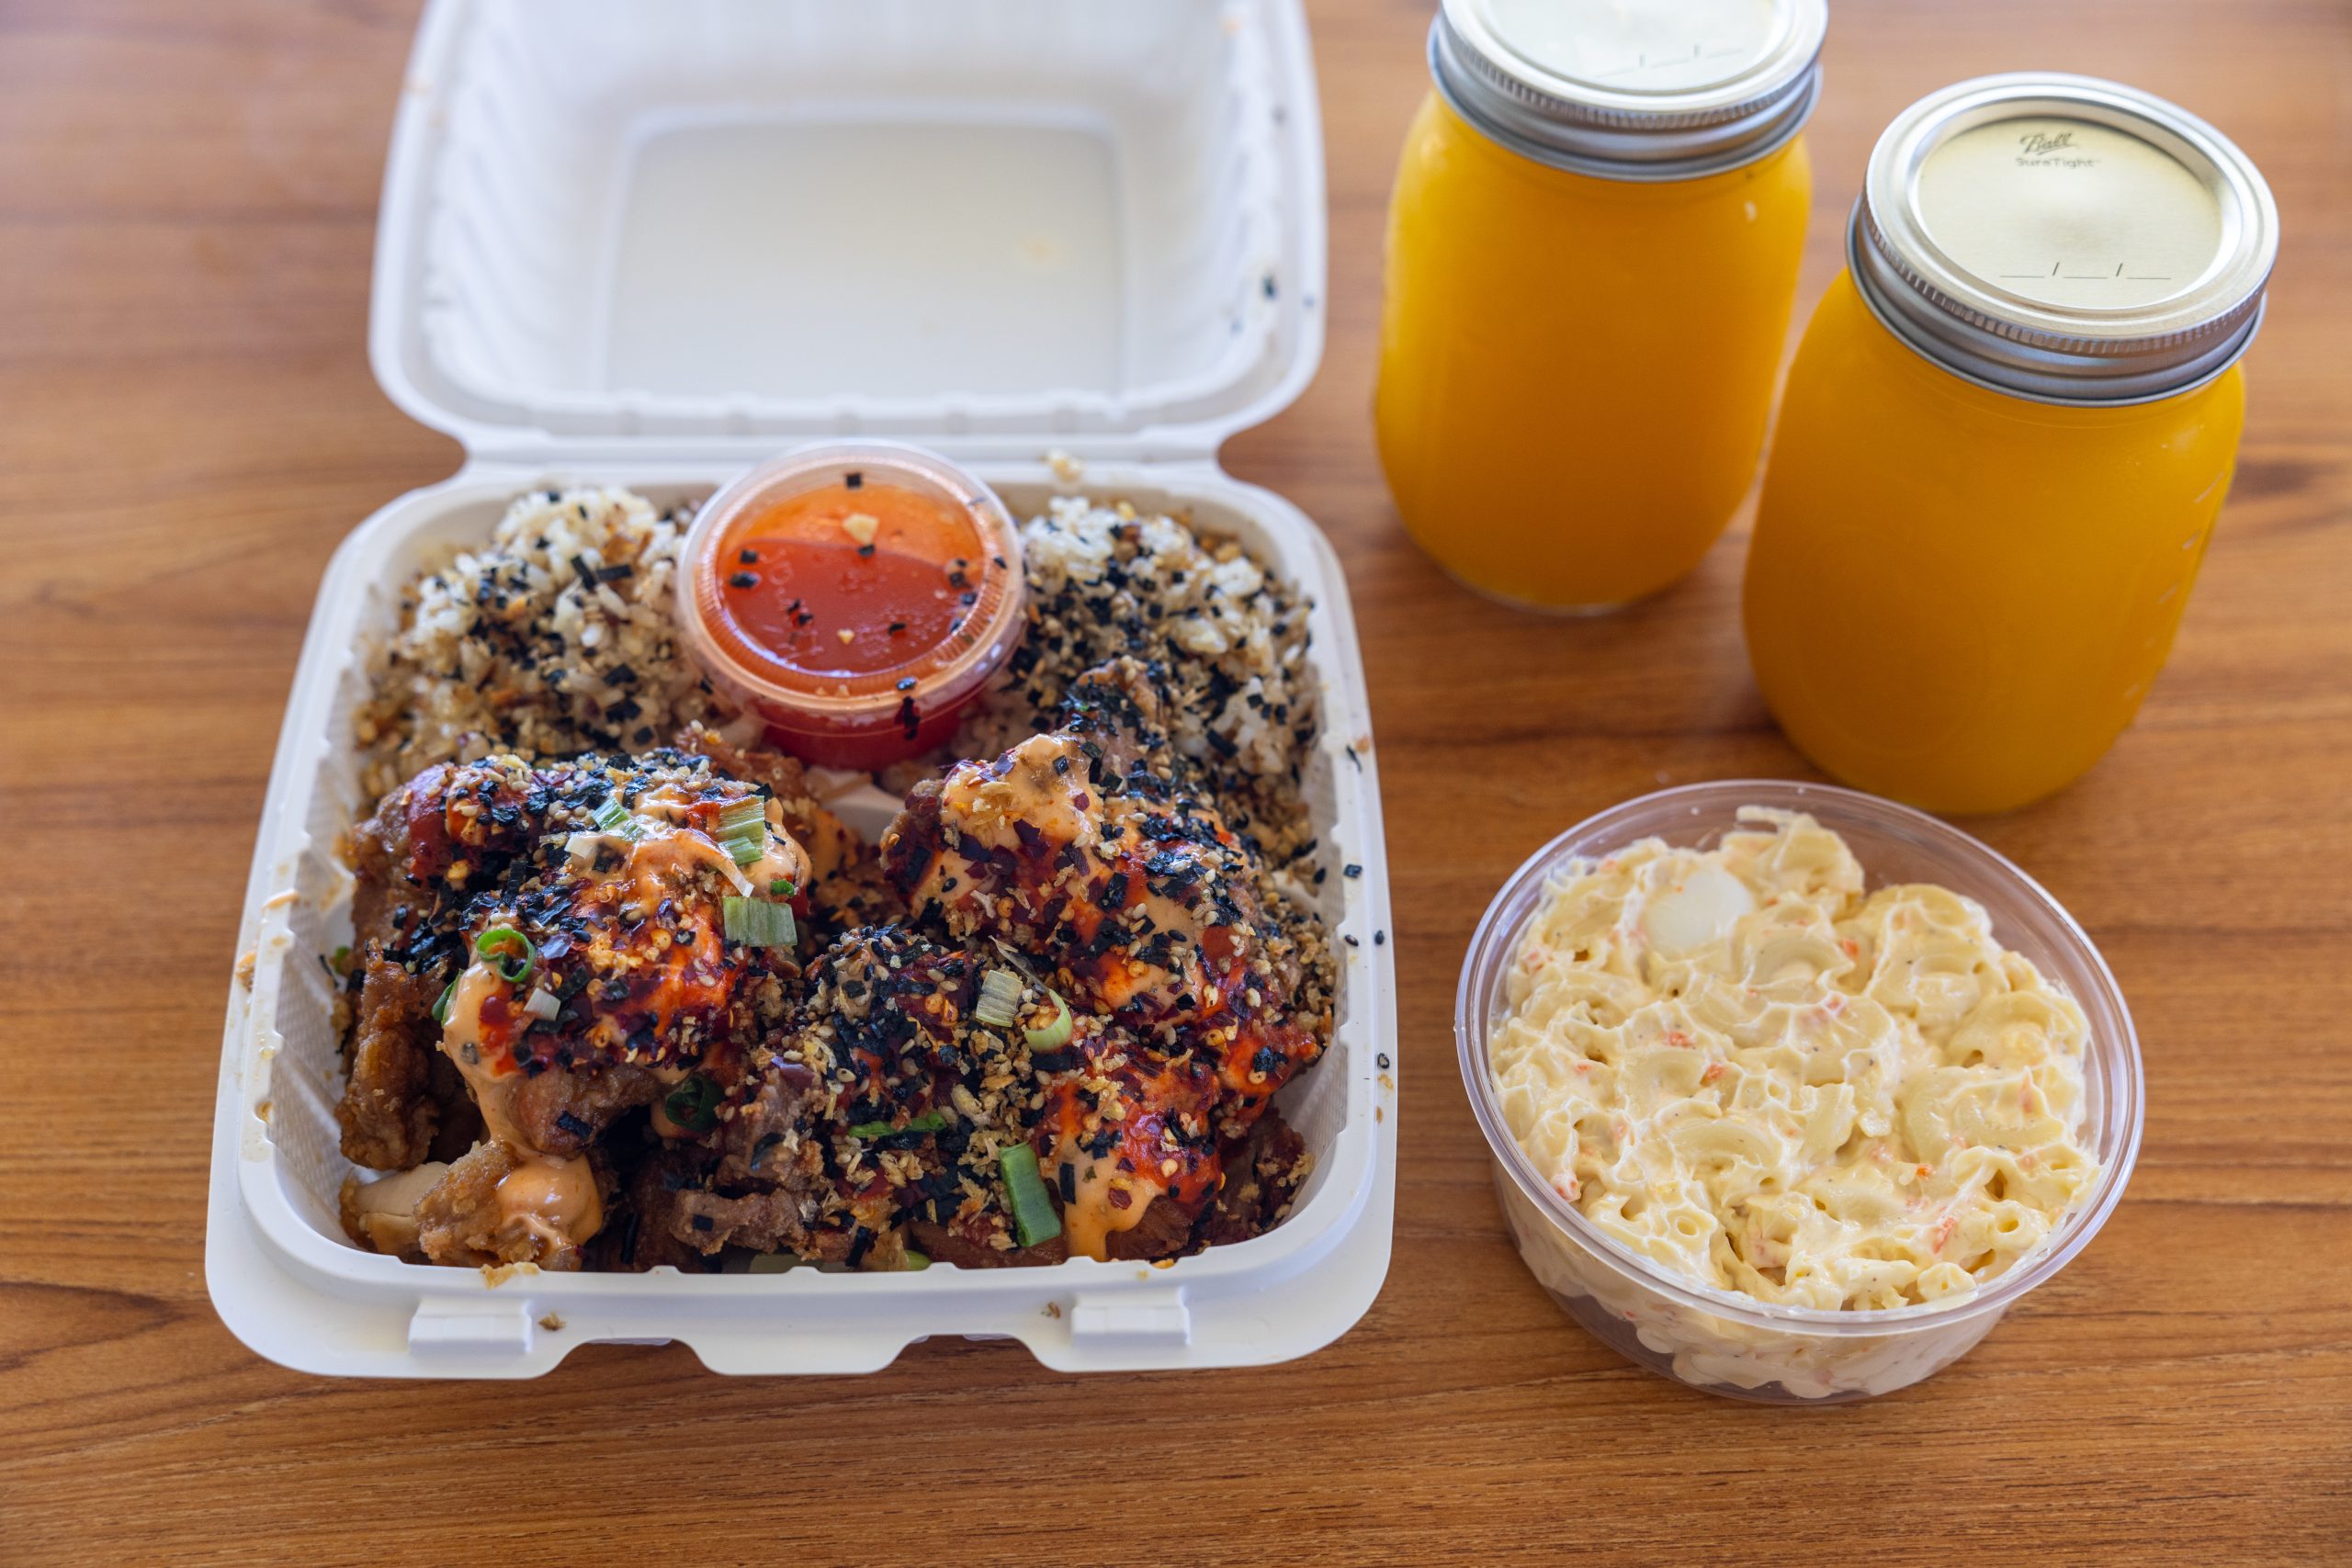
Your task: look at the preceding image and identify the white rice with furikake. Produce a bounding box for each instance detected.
[355,487,718,801]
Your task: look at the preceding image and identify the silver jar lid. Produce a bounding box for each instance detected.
[1430,0,1826,181]
[1853,73,2279,405]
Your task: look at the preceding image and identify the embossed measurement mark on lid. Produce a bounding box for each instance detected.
[1918,116,2224,311]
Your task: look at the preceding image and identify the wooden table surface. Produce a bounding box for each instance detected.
[4,2,2346,1562]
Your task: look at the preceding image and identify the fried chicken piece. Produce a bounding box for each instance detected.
[334,759,507,1177]
[625,1043,831,1264]
[643,925,1060,1270]
[617,1143,820,1267]
[412,1140,523,1265]
[337,948,442,1171]
[1198,1111,1311,1248]
[334,768,464,1169]
[806,926,978,1127]
[424,1053,486,1163]
[707,1052,822,1190]
[339,1160,446,1261]
[906,1219,1068,1270]
[618,926,981,1269]
[339,1139,614,1273]
[749,927,1001,1268]
[334,750,816,1267]
[877,661,1327,1258]
[881,662,1320,1103]
[407,1140,613,1272]
[345,777,411,951]
[597,1150,721,1273]
[508,1065,662,1156]
[1028,1020,1227,1261]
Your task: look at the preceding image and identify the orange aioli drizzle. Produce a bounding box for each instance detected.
[438,964,605,1257]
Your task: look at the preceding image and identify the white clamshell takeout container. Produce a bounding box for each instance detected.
[207,0,1397,1378]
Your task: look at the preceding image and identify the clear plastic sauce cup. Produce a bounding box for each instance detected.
[676,442,1025,770]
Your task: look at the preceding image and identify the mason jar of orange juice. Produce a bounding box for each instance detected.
[1376,0,1826,612]
[1746,74,2278,814]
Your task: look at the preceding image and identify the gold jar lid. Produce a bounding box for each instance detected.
[1430,0,1826,180]
[1854,73,2279,404]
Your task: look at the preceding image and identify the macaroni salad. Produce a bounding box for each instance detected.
[1490,809,2099,1311]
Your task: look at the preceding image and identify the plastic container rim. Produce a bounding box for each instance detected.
[1453,778,2145,1337]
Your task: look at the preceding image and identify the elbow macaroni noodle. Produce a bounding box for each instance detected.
[1491,809,2099,1314]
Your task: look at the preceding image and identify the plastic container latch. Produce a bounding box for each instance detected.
[1068,1288,1192,1348]
[409,1299,537,1357]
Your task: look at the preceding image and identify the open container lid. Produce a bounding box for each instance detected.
[369,0,1328,465]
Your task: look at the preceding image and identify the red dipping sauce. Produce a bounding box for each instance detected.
[677,445,1025,770]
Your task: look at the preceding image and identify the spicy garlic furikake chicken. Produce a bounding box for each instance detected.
[332,486,1333,1271]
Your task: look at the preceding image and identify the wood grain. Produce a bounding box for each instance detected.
[1,1,2346,1562]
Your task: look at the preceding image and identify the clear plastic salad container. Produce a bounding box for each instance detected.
[1456,781,2143,1402]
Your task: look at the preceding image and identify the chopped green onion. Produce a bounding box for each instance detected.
[847,1110,948,1140]
[999,1144,1062,1247]
[431,977,457,1026]
[769,876,797,897]
[663,1075,720,1133]
[473,926,535,984]
[523,987,560,1022]
[721,895,797,949]
[1023,989,1073,1053]
[902,1250,931,1271]
[715,799,768,865]
[973,966,1023,1029]
[592,797,641,840]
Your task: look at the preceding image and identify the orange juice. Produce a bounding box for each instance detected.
[1375,0,1826,613]
[1745,75,2278,814]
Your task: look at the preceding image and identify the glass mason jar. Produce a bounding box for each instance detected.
[1375,0,1826,613]
[1746,74,2279,815]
